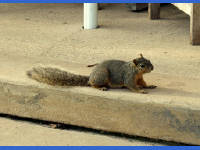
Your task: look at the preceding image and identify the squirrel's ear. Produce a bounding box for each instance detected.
[140,53,143,58]
[133,59,138,65]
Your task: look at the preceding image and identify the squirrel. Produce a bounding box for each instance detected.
[26,54,156,94]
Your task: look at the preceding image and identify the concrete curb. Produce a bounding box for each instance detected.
[0,81,199,145]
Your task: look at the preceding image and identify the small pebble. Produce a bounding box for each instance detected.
[25,18,30,21]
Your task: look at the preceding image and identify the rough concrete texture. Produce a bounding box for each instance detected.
[0,3,200,145]
[0,117,170,146]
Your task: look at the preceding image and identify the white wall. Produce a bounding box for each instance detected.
[172,3,192,16]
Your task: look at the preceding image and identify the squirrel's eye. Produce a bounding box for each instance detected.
[140,64,145,68]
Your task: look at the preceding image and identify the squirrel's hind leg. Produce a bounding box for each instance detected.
[88,68,110,91]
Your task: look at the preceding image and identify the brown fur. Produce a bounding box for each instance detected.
[27,67,89,86]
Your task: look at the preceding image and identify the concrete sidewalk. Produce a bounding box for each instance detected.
[0,117,173,146]
[0,3,200,145]
[0,117,174,146]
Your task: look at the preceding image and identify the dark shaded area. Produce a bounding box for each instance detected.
[0,113,193,146]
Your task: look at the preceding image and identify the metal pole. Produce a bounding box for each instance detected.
[83,3,98,29]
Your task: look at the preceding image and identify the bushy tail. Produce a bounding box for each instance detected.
[26,67,89,86]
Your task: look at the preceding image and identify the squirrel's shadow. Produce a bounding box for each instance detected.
[149,87,200,99]
[108,87,200,99]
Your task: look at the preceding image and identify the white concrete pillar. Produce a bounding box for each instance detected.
[83,3,98,29]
